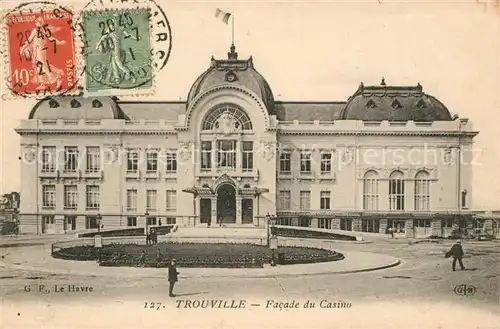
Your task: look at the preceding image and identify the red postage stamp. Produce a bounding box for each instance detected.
[5,9,77,96]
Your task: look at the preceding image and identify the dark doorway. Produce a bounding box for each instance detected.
[200,199,211,224]
[217,184,236,224]
[242,199,253,224]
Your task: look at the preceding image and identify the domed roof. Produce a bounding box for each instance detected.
[187,44,275,114]
[29,96,128,120]
[339,79,452,121]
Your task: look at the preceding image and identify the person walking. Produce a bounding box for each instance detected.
[446,240,466,271]
[168,259,179,297]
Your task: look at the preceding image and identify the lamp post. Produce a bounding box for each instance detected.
[265,213,271,246]
[145,211,150,236]
[269,214,278,267]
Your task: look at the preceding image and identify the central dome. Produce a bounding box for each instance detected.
[187,44,275,114]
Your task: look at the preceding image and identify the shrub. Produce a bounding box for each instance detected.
[275,227,356,241]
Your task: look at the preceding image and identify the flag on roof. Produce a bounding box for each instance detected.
[215,8,231,24]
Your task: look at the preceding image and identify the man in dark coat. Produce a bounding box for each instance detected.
[447,240,466,271]
[168,259,179,297]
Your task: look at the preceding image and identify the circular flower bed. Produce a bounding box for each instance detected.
[52,242,344,268]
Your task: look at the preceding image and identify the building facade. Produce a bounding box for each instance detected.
[17,45,481,237]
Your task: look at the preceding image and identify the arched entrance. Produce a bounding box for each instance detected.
[217,184,236,224]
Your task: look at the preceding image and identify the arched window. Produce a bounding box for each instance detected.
[414,171,430,210]
[389,171,405,210]
[202,104,253,131]
[363,170,379,210]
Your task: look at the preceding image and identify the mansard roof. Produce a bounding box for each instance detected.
[29,96,128,120]
[339,79,453,122]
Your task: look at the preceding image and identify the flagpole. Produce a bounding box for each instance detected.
[231,13,234,45]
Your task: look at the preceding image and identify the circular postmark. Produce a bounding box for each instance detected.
[1,1,82,98]
[78,0,172,91]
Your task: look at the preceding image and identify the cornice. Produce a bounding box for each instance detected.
[16,130,178,136]
[279,131,479,137]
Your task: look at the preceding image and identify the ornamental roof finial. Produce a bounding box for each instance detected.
[381,77,386,86]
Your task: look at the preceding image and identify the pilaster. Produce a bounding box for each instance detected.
[379,218,388,233]
[211,197,217,224]
[236,196,242,225]
[405,219,414,238]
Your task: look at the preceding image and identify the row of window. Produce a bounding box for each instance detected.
[126,189,177,212]
[42,185,177,212]
[277,172,431,211]
[42,185,100,209]
[279,152,333,174]
[41,215,176,230]
[200,141,254,170]
[278,190,332,210]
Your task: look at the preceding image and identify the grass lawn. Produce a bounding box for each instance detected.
[53,242,344,268]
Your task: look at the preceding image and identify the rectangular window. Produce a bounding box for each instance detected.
[86,185,100,210]
[126,189,137,211]
[201,141,212,170]
[320,191,331,210]
[127,216,137,227]
[64,185,78,209]
[166,150,177,173]
[127,150,139,172]
[217,140,236,169]
[42,185,56,208]
[300,152,311,173]
[166,217,176,225]
[146,189,157,211]
[41,146,56,172]
[146,150,158,172]
[300,191,311,210]
[318,218,332,229]
[320,153,332,173]
[389,179,405,210]
[63,215,76,231]
[147,217,157,226]
[166,190,176,211]
[279,152,291,174]
[277,217,292,226]
[278,190,291,209]
[85,216,99,229]
[64,146,78,172]
[43,215,55,225]
[242,141,254,171]
[86,146,100,172]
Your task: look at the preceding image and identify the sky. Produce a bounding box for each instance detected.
[0,0,499,209]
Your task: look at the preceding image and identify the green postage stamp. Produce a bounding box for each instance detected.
[82,8,152,92]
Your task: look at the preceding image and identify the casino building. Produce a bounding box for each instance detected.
[17,44,486,238]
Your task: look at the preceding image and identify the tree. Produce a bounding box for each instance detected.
[1,192,20,210]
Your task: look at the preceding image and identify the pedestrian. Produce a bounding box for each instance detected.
[156,247,162,267]
[208,217,211,228]
[168,259,179,297]
[159,219,162,226]
[389,227,394,239]
[446,240,466,271]
[140,250,146,267]
[153,230,158,244]
[219,216,223,227]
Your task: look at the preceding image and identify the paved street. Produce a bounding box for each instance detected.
[1,235,498,329]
